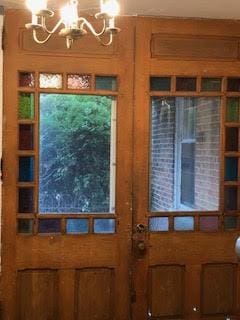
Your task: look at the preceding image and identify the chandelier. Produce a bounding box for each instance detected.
[25,0,120,48]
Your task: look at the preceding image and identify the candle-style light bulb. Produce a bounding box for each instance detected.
[26,0,47,14]
[101,0,120,17]
[61,1,79,28]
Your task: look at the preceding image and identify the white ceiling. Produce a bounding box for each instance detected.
[1,0,240,19]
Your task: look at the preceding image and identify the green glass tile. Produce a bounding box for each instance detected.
[226,98,239,122]
[95,76,117,91]
[224,216,238,230]
[201,78,222,91]
[18,93,34,119]
[18,219,33,234]
[225,157,238,181]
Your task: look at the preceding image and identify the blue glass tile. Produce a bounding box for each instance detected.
[66,219,88,234]
[38,219,61,233]
[174,216,194,231]
[94,219,115,234]
[225,157,238,181]
[149,217,169,231]
[19,157,34,182]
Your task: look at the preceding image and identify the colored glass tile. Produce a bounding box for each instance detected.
[67,74,91,90]
[149,217,169,231]
[19,124,34,150]
[18,187,34,213]
[227,78,240,92]
[19,156,34,182]
[18,219,33,234]
[95,76,117,91]
[19,72,34,87]
[39,73,62,89]
[176,77,196,91]
[94,219,115,233]
[224,216,238,230]
[38,219,61,233]
[66,219,88,234]
[199,216,219,232]
[226,98,239,122]
[201,78,222,91]
[150,77,171,91]
[174,216,194,231]
[225,127,239,152]
[224,187,238,211]
[225,157,238,181]
[18,92,34,119]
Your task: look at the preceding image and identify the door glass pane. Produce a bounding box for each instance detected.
[18,93,34,119]
[39,94,116,214]
[19,156,34,182]
[226,98,239,122]
[150,77,171,91]
[150,97,220,212]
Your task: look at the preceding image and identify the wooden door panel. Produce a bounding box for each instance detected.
[149,265,185,318]
[17,270,59,320]
[76,268,114,320]
[201,264,237,316]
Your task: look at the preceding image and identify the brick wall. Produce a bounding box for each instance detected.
[151,98,175,211]
[195,97,220,210]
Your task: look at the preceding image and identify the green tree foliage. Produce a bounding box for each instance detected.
[39,94,113,213]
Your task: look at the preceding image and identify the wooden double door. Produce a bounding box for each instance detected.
[2,10,240,320]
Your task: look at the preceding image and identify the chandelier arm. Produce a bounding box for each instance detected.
[79,17,107,37]
[33,29,52,44]
[41,18,64,34]
[97,32,113,46]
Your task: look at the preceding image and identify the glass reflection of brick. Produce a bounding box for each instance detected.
[67,74,91,90]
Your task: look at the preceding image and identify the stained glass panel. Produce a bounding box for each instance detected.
[19,156,34,182]
[149,217,169,231]
[176,77,196,91]
[39,73,62,89]
[66,219,88,234]
[67,74,91,90]
[38,219,61,233]
[201,78,222,91]
[227,77,240,92]
[225,157,238,181]
[224,216,238,230]
[95,76,117,91]
[18,219,33,234]
[224,187,238,211]
[18,93,34,119]
[225,127,238,152]
[226,98,239,122]
[174,217,194,231]
[150,77,171,91]
[18,187,34,213]
[199,216,219,232]
[19,72,34,87]
[94,219,115,233]
[19,124,34,150]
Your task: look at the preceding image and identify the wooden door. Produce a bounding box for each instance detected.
[132,17,240,320]
[2,10,134,320]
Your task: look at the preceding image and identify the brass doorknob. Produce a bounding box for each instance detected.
[137,241,146,251]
